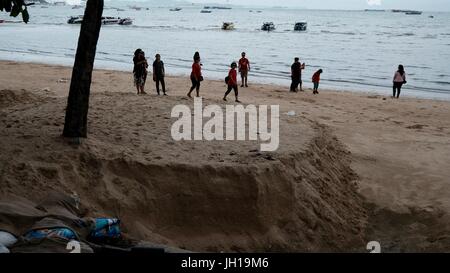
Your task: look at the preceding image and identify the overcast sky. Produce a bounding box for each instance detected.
[185,0,450,11]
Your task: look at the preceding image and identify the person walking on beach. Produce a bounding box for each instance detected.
[238,52,250,87]
[312,69,323,94]
[153,54,166,95]
[393,65,407,98]
[223,62,241,103]
[290,57,305,92]
[133,49,148,94]
[187,55,203,98]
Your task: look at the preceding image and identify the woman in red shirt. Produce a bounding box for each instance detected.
[187,56,202,98]
[223,62,241,103]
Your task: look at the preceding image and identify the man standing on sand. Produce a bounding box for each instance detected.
[290,57,305,92]
[153,54,166,96]
[238,52,250,88]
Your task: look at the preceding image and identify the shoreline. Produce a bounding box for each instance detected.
[1,58,449,102]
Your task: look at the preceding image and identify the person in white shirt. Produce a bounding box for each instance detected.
[393,65,407,98]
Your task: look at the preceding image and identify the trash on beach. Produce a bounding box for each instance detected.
[0,244,10,253]
[0,231,17,247]
[24,227,77,241]
[90,218,121,240]
[286,111,296,116]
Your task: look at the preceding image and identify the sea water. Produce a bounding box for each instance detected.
[1,3,449,100]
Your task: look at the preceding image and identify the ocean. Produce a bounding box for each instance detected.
[1,3,450,100]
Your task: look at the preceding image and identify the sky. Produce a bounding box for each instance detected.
[184,0,450,11]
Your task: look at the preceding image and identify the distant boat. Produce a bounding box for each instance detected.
[200,10,212,13]
[222,22,235,30]
[294,22,307,31]
[170,8,182,12]
[392,9,410,13]
[129,6,142,11]
[429,15,434,18]
[204,6,231,10]
[68,16,133,25]
[392,9,422,15]
[261,22,275,31]
[405,11,422,15]
[364,9,386,12]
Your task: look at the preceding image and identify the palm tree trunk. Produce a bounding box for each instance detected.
[63,0,104,138]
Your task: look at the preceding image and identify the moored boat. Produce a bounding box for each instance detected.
[261,22,275,31]
[67,16,133,25]
[294,22,307,31]
[222,22,235,30]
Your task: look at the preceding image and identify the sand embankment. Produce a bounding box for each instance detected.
[1,61,450,252]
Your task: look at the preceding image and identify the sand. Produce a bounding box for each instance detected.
[1,61,450,252]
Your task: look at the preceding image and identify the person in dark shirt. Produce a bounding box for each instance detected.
[152,54,166,95]
[290,57,305,92]
[133,49,148,95]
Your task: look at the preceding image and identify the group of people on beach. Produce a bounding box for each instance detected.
[289,57,323,94]
[133,49,166,95]
[133,49,407,100]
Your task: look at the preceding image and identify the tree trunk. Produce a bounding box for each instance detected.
[63,0,104,138]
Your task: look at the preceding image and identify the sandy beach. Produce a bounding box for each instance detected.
[1,60,450,252]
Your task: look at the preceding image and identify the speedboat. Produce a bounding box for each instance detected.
[261,22,275,31]
[67,16,133,25]
[170,8,182,11]
[118,18,133,25]
[222,22,235,30]
[294,22,307,31]
[67,15,83,24]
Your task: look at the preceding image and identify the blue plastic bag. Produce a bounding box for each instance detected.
[90,218,121,239]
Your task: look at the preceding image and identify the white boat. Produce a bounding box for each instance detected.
[67,16,83,24]
[261,22,275,31]
[294,22,307,31]
[222,22,235,30]
[67,16,133,25]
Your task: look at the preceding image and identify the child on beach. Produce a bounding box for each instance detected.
[133,49,148,95]
[187,55,202,98]
[312,69,323,94]
[223,62,241,103]
[393,65,407,98]
[153,54,166,96]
